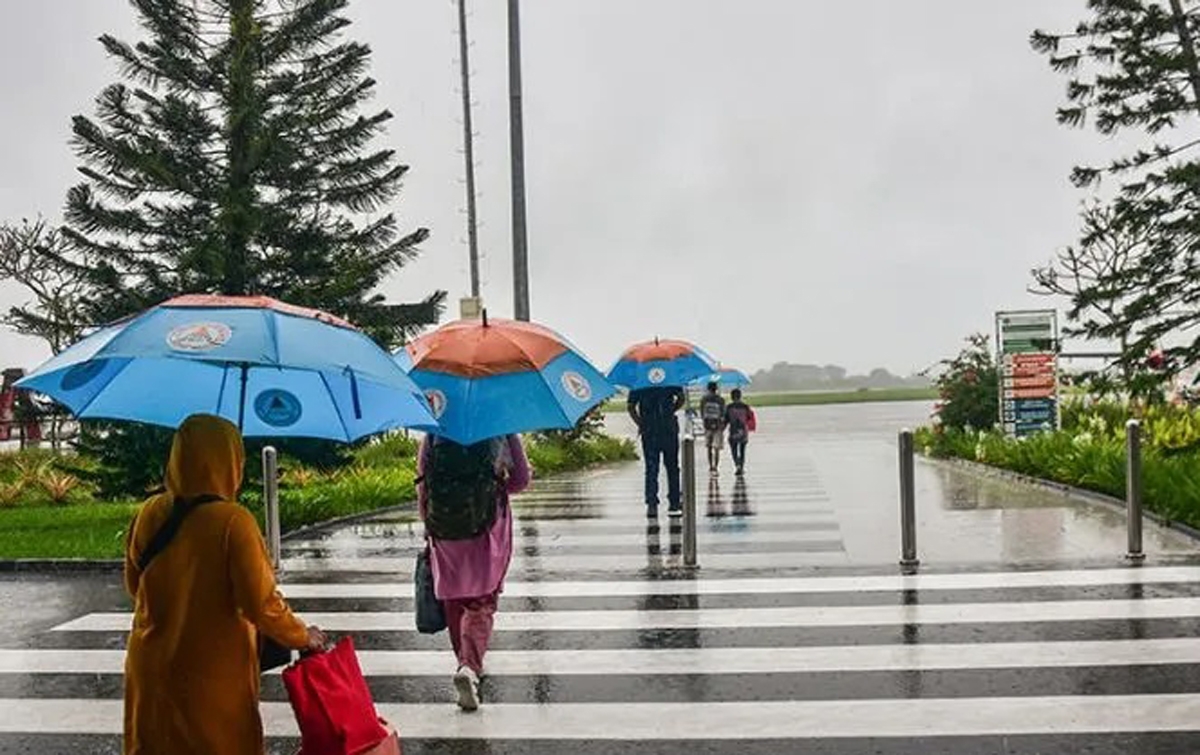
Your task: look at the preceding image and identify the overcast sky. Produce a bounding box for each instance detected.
[0,1,1107,376]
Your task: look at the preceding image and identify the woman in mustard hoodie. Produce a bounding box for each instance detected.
[123,414,325,754]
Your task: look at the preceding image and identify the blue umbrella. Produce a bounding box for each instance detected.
[691,367,751,389]
[397,315,615,445]
[607,339,719,390]
[18,295,437,442]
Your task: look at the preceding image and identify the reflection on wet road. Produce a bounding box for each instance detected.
[3,402,1200,753]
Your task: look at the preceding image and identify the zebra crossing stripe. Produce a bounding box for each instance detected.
[5,638,1200,676]
[277,551,849,572]
[286,529,840,550]
[1,695,1199,738]
[50,596,1200,632]
[271,565,1200,599]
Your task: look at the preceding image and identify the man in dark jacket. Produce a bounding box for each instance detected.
[628,385,686,518]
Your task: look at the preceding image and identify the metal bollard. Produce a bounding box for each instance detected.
[262,446,282,571]
[1126,420,1145,562]
[682,434,698,567]
[899,429,919,569]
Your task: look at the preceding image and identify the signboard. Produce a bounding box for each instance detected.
[996,311,1059,437]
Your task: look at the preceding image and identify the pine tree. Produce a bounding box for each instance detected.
[65,0,443,348]
[1030,202,1148,387]
[1032,0,1200,371]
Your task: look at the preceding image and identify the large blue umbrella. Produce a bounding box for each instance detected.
[397,315,615,445]
[18,295,437,442]
[607,339,720,390]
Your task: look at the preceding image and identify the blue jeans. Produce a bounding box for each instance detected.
[641,432,681,508]
[730,437,747,470]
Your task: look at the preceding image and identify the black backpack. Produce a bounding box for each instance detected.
[421,437,503,540]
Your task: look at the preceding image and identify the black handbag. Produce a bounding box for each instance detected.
[136,494,293,672]
[414,546,446,634]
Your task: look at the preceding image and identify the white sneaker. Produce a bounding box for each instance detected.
[454,666,481,711]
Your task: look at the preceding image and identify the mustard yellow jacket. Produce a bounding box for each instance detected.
[123,415,308,755]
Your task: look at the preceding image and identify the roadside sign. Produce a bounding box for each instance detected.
[996,311,1059,437]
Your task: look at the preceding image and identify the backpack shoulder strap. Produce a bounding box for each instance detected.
[136,494,224,572]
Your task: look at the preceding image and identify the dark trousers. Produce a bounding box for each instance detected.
[641,432,681,507]
[730,438,748,470]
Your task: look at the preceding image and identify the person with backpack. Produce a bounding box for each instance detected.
[627,385,686,517]
[724,389,756,475]
[698,381,727,475]
[417,432,531,712]
[123,414,326,755]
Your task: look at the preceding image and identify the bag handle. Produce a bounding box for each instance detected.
[137,493,224,572]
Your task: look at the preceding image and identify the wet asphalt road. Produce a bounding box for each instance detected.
[1,402,1199,753]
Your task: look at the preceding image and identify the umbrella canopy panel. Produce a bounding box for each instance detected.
[607,339,720,390]
[401,318,615,445]
[18,295,436,441]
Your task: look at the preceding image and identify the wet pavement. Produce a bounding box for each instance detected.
[1,401,1199,753]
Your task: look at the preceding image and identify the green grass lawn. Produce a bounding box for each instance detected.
[0,502,140,560]
[604,386,937,412]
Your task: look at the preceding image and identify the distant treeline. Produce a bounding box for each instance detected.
[748,363,931,393]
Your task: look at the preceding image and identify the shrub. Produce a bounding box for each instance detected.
[0,483,24,508]
[927,334,999,431]
[525,433,637,477]
[350,433,419,469]
[40,472,81,505]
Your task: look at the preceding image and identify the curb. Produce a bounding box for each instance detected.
[280,502,418,542]
[0,559,122,573]
[923,454,1200,543]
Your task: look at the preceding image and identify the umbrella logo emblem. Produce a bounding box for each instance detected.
[424,389,448,419]
[254,389,302,428]
[561,371,593,402]
[167,322,232,352]
[648,367,667,385]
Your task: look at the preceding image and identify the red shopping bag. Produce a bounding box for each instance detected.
[282,637,392,755]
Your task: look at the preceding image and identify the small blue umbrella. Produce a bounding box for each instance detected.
[691,367,751,389]
[607,338,720,390]
[18,295,437,442]
[397,315,615,445]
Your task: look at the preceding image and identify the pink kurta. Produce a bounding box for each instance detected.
[417,435,531,601]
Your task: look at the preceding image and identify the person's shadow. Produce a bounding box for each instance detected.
[706,477,726,518]
[732,476,753,517]
[645,521,662,570]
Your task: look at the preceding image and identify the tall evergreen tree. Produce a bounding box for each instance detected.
[65,0,443,348]
[1030,202,1148,386]
[1032,0,1200,371]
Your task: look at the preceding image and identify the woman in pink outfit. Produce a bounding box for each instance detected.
[417,433,530,711]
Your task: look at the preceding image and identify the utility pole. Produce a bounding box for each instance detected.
[508,0,531,321]
[456,0,481,302]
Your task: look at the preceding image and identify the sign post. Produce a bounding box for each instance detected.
[996,310,1060,438]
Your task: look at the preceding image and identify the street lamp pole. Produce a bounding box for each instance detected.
[456,0,481,301]
[508,0,531,321]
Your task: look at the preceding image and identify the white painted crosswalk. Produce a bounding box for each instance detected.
[4,459,1200,754]
[50,596,1200,633]
[8,638,1200,676]
[14,562,1200,753]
